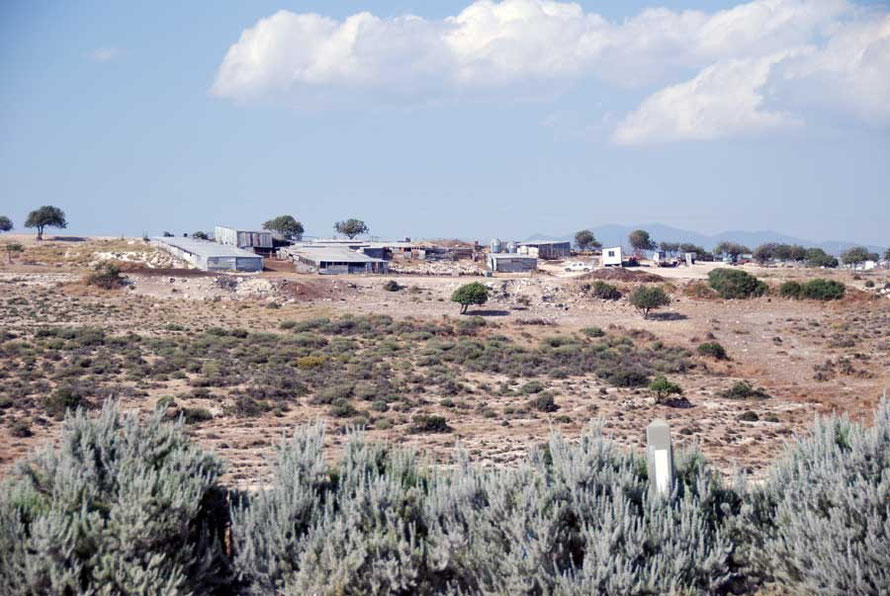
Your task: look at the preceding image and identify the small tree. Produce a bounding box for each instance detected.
[841,246,877,269]
[574,229,600,252]
[884,248,890,261]
[0,216,12,233]
[629,285,670,319]
[263,215,304,241]
[629,229,656,254]
[451,282,488,314]
[714,242,751,260]
[334,218,369,239]
[24,205,67,240]
[192,231,209,240]
[649,375,683,402]
[805,248,838,268]
[5,243,23,264]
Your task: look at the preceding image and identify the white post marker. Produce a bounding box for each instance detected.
[646,419,674,497]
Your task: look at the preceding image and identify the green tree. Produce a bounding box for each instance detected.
[714,242,751,259]
[658,241,680,255]
[0,216,12,233]
[451,282,489,314]
[24,205,67,240]
[628,285,670,319]
[649,375,683,401]
[841,246,878,269]
[334,218,369,239]
[192,231,209,240]
[574,229,600,251]
[753,243,777,263]
[263,215,304,241]
[884,248,890,261]
[805,248,838,268]
[628,229,656,253]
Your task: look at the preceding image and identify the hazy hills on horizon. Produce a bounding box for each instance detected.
[525,223,884,256]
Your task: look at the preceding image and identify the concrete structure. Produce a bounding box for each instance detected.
[214,226,273,251]
[602,246,623,267]
[487,253,537,273]
[280,246,388,274]
[154,237,264,272]
[519,241,571,260]
[646,419,674,497]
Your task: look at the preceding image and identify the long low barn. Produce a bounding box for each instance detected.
[153,237,264,272]
[487,253,537,273]
[280,246,389,274]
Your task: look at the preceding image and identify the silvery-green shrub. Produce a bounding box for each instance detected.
[749,398,890,594]
[0,402,228,595]
[231,423,743,595]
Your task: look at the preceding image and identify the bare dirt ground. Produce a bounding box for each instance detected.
[1,235,888,488]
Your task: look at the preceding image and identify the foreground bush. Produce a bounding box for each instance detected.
[4,399,890,594]
[748,398,890,593]
[0,403,229,595]
[231,424,742,594]
[708,268,768,299]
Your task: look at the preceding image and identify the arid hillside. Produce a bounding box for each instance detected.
[1,235,888,487]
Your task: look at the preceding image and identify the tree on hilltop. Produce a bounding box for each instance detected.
[25,206,67,240]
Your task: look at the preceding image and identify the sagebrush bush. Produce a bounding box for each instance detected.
[746,398,890,593]
[5,400,890,594]
[231,423,743,595]
[0,402,229,595]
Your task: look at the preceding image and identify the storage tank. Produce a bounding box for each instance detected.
[490,238,503,254]
[506,241,518,254]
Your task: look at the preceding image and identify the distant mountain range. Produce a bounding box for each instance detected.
[525,223,884,256]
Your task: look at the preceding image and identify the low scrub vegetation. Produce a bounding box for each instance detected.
[2,400,888,594]
[0,315,691,425]
[779,278,846,301]
[697,341,728,360]
[708,268,768,299]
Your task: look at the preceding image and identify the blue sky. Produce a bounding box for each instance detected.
[1,0,888,245]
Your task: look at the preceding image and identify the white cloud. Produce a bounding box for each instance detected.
[88,47,120,63]
[612,55,799,144]
[211,0,890,142]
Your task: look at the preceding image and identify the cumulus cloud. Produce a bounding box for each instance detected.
[211,0,890,142]
[612,55,801,144]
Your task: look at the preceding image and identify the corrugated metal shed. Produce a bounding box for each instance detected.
[153,237,264,272]
[280,246,389,274]
[487,253,537,273]
[215,225,273,249]
[519,241,571,259]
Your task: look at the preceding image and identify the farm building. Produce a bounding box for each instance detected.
[487,253,537,273]
[280,246,389,275]
[214,226,273,253]
[519,241,571,259]
[154,237,264,272]
[602,246,623,267]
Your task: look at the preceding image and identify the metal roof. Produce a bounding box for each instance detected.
[519,240,571,246]
[153,237,262,258]
[289,246,385,264]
